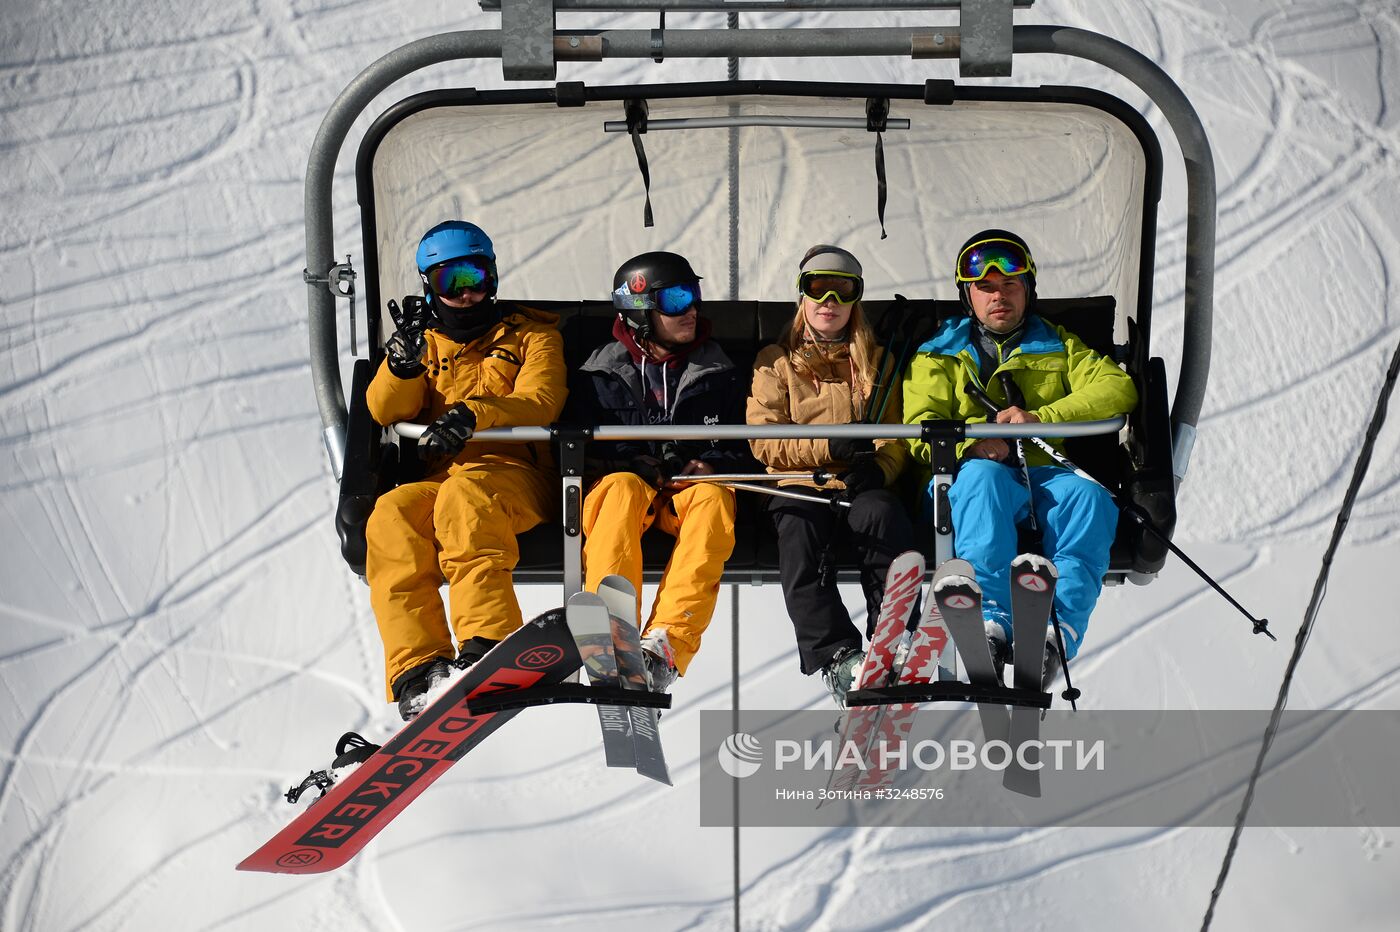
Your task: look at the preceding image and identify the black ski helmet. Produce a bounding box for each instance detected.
[611,251,703,340]
[955,229,1037,314]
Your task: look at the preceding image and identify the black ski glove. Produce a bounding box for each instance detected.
[838,452,885,500]
[419,403,476,458]
[659,441,692,477]
[384,296,433,378]
[828,436,875,463]
[625,454,668,489]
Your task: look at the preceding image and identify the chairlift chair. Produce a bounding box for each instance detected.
[304,1,1214,605]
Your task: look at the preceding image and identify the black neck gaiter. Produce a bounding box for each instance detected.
[436,301,503,345]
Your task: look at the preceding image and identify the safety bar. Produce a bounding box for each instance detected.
[389,418,1125,441]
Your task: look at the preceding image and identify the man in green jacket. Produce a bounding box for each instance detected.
[904,229,1138,674]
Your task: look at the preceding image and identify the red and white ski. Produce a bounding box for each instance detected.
[825,550,925,795]
[854,576,952,791]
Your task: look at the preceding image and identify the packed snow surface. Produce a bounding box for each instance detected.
[3,1,1399,930]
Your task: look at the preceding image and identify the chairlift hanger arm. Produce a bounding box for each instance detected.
[1015,25,1215,483]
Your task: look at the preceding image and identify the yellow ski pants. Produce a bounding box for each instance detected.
[365,463,553,701]
[582,472,736,675]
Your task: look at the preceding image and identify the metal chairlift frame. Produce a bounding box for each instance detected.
[303,1,1214,601]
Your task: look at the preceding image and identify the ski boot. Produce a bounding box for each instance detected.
[639,628,678,693]
[455,636,499,671]
[1042,637,1063,688]
[986,621,1010,686]
[820,647,865,709]
[395,658,452,722]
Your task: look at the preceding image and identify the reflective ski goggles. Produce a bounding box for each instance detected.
[798,270,864,305]
[612,280,702,316]
[425,256,494,298]
[955,238,1036,283]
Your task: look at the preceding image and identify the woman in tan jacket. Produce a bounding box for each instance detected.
[746,245,916,708]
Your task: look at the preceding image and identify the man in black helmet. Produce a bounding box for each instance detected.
[564,251,754,691]
[904,229,1138,681]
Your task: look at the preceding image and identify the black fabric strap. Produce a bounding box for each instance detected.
[874,132,888,240]
[626,99,655,228]
[867,97,890,240]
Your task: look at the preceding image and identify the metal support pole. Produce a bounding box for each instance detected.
[553,426,592,598]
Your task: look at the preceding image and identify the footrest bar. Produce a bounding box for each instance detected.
[846,682,1051,710]
[466,683,673,714]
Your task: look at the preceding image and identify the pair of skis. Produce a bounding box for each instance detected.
[826,552,1059,799]
[826,550,950,796]
[565,575,672,786]
[931,553,1059,797]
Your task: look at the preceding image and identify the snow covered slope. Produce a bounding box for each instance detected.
[2,1,1398,930]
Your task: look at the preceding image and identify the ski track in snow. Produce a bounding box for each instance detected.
[2,1,1399,930]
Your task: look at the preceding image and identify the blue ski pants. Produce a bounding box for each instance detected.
[937,460,1118,659]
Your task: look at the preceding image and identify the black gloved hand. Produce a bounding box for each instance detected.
[625,454,668,489]
[385,297,433,378]
[419,403,476,458]
[829,436,875,463]
[838,452,885,500]
[659,441,692,477]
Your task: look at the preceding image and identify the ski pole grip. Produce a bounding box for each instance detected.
[965,381,1003,419]
[998,371,1028,410]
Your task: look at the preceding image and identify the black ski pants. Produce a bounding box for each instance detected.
[768,488,917,675]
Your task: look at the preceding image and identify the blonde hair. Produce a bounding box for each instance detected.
[781,298,882,419]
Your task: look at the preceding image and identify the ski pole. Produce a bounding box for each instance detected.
[870,294,920,425]
[702,480,852,509]
[995,372,1038,535]
[963,381,1275,641]
[1047,608,1081,708]
[668,471,836,484]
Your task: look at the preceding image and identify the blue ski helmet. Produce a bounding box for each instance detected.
[416,221,498,299]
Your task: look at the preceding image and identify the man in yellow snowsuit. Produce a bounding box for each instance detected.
[365,221,566,719]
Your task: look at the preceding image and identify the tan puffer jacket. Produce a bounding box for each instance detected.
[746,340,907,489]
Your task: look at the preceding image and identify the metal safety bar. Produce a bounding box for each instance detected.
[389,418,1125,441]
[387,417,1121,595]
